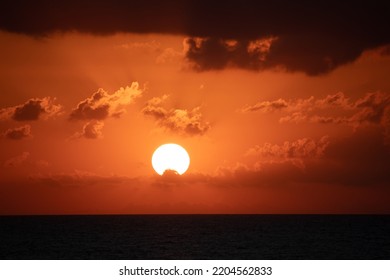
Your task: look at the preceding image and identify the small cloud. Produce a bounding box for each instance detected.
[71,121,104,140]
[350,92,390,126]
[142,95,210,136]
[4,152,30,167]
[279,112,308,124]
[2,125,32,140]
[69,82,143,121]
[161,169,181,181]
[0,97,62,121]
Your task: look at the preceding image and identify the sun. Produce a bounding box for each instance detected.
[152,143,190,175]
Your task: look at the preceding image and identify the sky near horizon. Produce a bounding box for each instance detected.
[1,0,390,214]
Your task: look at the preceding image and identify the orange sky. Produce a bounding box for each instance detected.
[1,1,390,214]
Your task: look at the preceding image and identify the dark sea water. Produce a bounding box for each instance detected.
[0,215,389,259]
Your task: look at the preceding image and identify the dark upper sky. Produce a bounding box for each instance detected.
[0,0,388,39]
[1,0,389,75]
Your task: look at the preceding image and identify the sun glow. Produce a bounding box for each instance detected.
[152,144,190,175]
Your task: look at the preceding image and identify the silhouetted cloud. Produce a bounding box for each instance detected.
[0,1,388,75]
[72,121,104,139]
[4,152,30,167]
[2,125,32,140]
[69,83,142,121]
[142,95,210,136]
[0,97,62,121]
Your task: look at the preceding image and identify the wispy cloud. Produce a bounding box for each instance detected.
[4,152,30,167]
[242,92,390,133]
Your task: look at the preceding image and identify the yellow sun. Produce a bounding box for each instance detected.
[152,143,190,175]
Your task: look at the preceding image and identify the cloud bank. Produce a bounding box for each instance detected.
[243,92,390,135]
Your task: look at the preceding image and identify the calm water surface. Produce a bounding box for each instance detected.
[0,215,389,259]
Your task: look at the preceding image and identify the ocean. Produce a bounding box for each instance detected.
[0,215,389,259]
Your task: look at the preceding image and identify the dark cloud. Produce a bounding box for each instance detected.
[72,121,104,139]
[184,35,369,75]
[0,97,62,121]
[0,1,388,75]
[228,128,390,187]
[69,83,142,121]
[142,95,210,136]
[2,125,32,140]
[184,37,276,71]
[315,128,390,186]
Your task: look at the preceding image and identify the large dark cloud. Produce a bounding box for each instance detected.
[1,0,389,75]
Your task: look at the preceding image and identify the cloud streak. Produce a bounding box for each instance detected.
[4,152,30,167]
[243,92,390,135]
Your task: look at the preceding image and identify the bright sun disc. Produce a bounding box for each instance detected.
[152,143,190,175]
